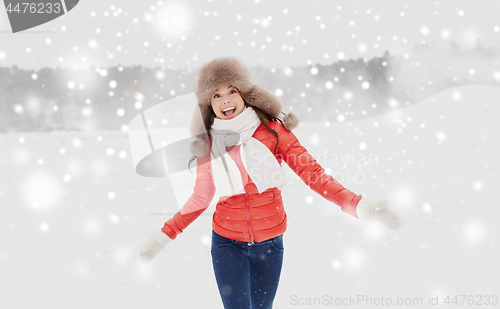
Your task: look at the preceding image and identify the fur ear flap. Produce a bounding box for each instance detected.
[190,138,210,157]
[244,85,284,118]
[282,112,299,131]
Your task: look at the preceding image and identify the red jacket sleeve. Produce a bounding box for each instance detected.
[275,123,362,218]
[161,154,216,239]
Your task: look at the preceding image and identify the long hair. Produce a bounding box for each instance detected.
[187,101,284,172]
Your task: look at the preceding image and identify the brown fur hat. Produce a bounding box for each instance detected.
[189,57,299,156]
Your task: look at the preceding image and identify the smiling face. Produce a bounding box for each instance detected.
[210,84,245,120]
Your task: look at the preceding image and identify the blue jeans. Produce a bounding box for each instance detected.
[211,231,284,309]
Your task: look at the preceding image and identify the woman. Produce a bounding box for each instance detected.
[140,57,401,309]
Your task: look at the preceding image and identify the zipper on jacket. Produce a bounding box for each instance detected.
[245,191,255,246]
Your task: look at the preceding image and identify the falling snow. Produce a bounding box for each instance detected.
[1,0,500,305]
[0,84,498,308]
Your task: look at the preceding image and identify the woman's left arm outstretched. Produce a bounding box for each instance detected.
[274,123,401,229]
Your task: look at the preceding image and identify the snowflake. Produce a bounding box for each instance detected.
[107,191,116,200]
[462,221,485,244]
[39,222,50,232]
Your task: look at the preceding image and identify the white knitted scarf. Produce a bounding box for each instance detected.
[210,106,287,197]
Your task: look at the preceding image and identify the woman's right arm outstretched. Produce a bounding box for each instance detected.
[140,154,215,263]
[161,154,216,239]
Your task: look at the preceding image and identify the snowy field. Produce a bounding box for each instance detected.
[1,84,499,308]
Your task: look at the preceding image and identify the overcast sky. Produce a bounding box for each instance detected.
[0,0,499,70]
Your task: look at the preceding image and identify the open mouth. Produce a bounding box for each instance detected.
[222,107,236,117]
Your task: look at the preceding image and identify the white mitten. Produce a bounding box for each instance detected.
[139,230,172,263]
[356,197,402,230]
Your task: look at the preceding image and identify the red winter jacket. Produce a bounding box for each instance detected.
[161,121,362,243]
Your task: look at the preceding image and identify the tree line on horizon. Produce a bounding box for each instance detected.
[1,41,499,133]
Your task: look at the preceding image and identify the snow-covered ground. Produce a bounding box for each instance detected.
[1,84,499,308]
